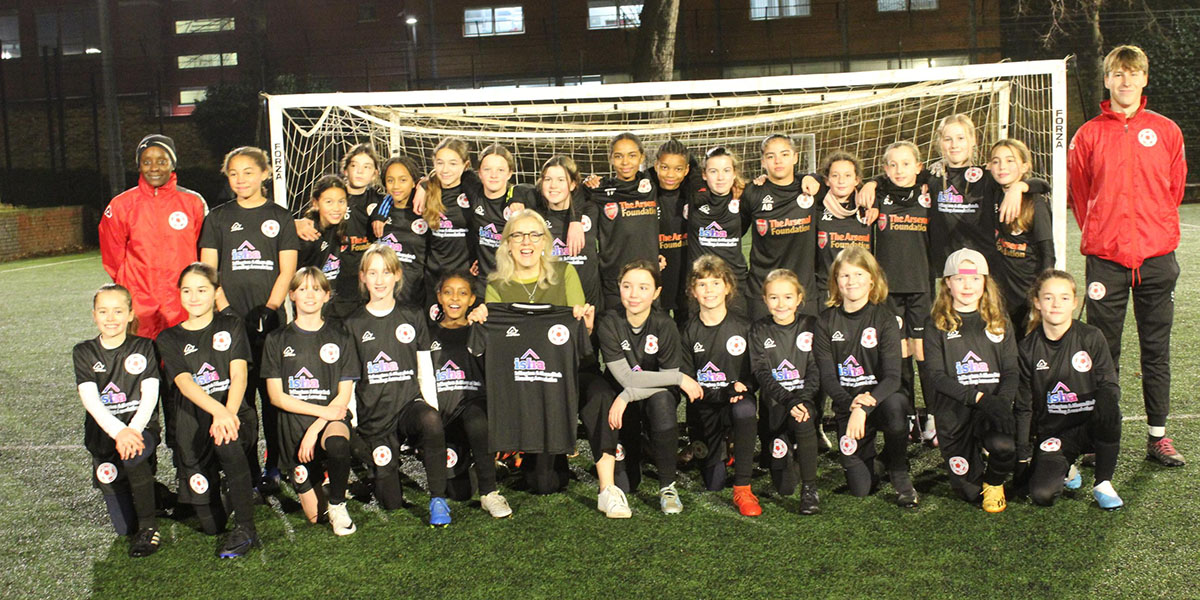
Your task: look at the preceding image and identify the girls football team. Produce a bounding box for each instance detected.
[78,118,1134,558]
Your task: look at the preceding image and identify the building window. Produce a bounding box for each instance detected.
[180,87,208,105]
[177,53,238,69]
[464,6,525,37]
[358,3,378,23]
[588,1,642,29]
[175,18,235,34]
[878,0,937,11]
[36,8,101,55]
[750,0,810,20]
[1,12,19,59]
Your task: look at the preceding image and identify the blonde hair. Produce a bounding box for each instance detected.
[425,137,470,230]
[489,210,560,289]
[762,268,805,305]
[883,140,922,165]
[358,243,404,298]
[1027,269,1077,335]
[826,246,888,307]
[289,266,331,294]
[936,114,978,158]
[689,255,737,302]
[1104,44,1149,75]
[931,269,1007,336]
[989,138,1037,232]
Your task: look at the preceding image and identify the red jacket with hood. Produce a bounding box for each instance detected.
[1067,97,1187,269]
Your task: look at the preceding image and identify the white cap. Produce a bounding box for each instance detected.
[943,248,989,277]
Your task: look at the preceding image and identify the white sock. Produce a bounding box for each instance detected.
[1093,480,1116,496]
[1149,426,1166,438]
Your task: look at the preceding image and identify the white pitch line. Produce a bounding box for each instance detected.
[4,413,1200,452]
[0,256,94,274]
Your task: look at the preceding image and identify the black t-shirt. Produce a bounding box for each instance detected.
[199,200,300,318]
[73,335,162,455]
[1016,321,1118,456]
[741,178,818,308]
[749,315,819,431]
[471,183,519,278]
[260,322,359,457]
[680,311,754,404]
[341,304,432,438]
[376,194,431,307]
[527,188,602,308]
[656,186,687,311]
[686,187,749,282]
[298,224,347,296]
[927,165,995,270]
[586,172,660,298]
[428,175,480,281]
[921,311,1018,413]
[597,308,684,384]
[815,199,872,291]
[813,303,902,417]
[157,312,252,404]
[995,194,1053,310]
[467,303,592,453]
[345,187,384,251]
[431,325,485,421]
[872,178,931,294]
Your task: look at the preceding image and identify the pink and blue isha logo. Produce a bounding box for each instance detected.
[100,382,127,405]
[838,356,865,377]
[437,360,466,381]
[955,351,990,375]
[288,368,320,390]
[698,222,729,239]
[367,352,399,375]
[772,359,800,382]
[551,237,570,258]
[479,223,503,247]
[381,233,404,253]
[514,349,547,371]
[1047,382,1079,405]
[697,361,727,383]
[194,363,221,386]
[938,185,964,205]
[232,241,261,260]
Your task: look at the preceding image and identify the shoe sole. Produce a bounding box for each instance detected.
[333,525,357,536]
[1146,453,1186,467]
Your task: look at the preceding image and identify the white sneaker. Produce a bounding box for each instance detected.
[597,486,632,519]
[659,483,683,514]
[480,491,513,518]
[921,415,938,443]
[327,502,356,536]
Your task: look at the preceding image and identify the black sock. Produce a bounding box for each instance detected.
[324,436,351,504]
[214,441,256,530]
[195,500,228,535]
[125,459,158,531]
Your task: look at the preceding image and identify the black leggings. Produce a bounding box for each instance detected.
[835,392,910,497]
[194,438,258,535]
[444,400,498,500]
[617,390,679,492]
[1029,417,1121,506]
[397,401,448,499]
[935,406,1015,503]
[765,415,819,496]
[688,396,757,490]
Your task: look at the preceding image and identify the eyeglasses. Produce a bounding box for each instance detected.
[508,231,545,243]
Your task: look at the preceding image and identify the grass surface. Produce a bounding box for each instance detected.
[2,208,1199,599]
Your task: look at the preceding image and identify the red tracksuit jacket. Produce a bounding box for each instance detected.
[99,173,207,338]
[1067,97,1187,269]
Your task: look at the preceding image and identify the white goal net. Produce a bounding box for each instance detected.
[266,59,1069,266]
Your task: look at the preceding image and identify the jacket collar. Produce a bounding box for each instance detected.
[137,172,178,196]
[1099,96,1148,122]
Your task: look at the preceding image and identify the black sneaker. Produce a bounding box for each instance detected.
[217,525,258,558]
[798,483,821,515]
[892,473,919,509]
[259,469,282,496]
[129,527,161,558]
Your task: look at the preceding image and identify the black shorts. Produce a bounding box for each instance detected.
[888,292,930,338]
[172,400,257,505]
[89,429,160,496]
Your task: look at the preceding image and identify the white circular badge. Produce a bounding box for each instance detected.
[860,327,878,349]
[1088,282,1106,301]
[446,448,459,469]
[1072,350,1092,372]
[729,198,741,213]
[124,353,147,375]
[293,465,309,485]
[986,330,1005,344]
[726,335,746,356]
[412,218,429,235]
[213,330,232,351]
[189,473,210,494]
[96,462,118,484]
[396,323,416,344]
[1138,128,1158,147]
[839,435,858,456]
[320,343,340,364]
[373,445,392,467]
[965,167,983,183]
[456,193,470,209]
[614,443,625,461]
[798,194,814,209]
[638,179,652,194]
[797,332,813,353]
[948,456,970,476]
[548,324,571,346]
[261,219,280,238]
[644,334,659,355]
[772,438,789,459]
[1039,437,1062,453]
[168,211,189,230]
[581,214,593,232]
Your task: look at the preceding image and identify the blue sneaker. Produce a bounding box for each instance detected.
[1092,482,1123,511]
[1064,465,1082,490]
[429,497,451,527]
[217,525,258,558]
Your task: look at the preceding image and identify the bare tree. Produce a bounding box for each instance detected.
[631,0,680,82]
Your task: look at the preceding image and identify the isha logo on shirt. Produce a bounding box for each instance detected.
[551,238,570,257]
[955,351,999,386]
[696,361,727,388]
[512,349,562,383]
[380,233,417,263]
[99,382,128,406]
[231,241,273,271]
[322,255,341,280]
[289,368,320,390]
[937,185,978,214]
[838,356,865,377]
[1046,382,1094,415]
[194,362,231,394]
[434,214,466,238]
[478,223,503,248]
[436,359,479,393]
[772,360,804,391]
[366,351,413,385]
[697,222,739,248]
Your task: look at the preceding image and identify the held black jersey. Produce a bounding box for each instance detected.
[342,304,432,438]
[157,312,252,403]
[741,178,817,300]
[471,183,518,277]
[597,309,684,380]
[815,200,872,290]
[261,322,359,445]
[73,335,162,454]
[429,179,477,278]
[586,172,660,291]
[467,303,593,454]
[430,325,485,420]
[377,197,431,307]
[873,178,931,294]
[199,200,300,318]
[749,315,820,431]
[921,311,1018,410]
[536,195,602,307]
[996,195,1053,310]
[681,311,754,403]
[686,188,749,280]
[813,303,902,416]
[1016,321,1118,443]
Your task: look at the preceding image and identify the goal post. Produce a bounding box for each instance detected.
[266,58,1070,267]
